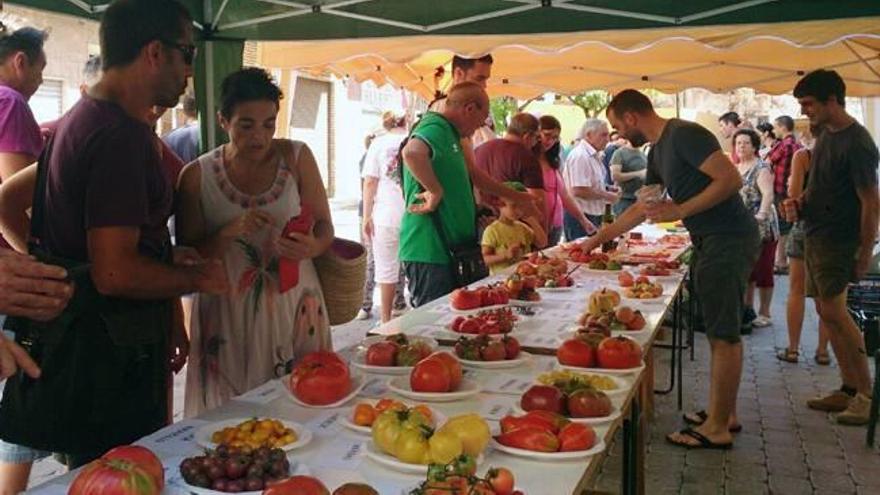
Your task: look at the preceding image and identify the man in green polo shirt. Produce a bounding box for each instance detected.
[400,81,536,306]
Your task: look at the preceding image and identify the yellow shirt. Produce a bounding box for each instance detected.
[481,219,535,275]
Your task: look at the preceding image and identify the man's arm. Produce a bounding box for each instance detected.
[644,150,742,222]
[0,163,37,252]
[579,202,646,252]
[855,184,879,279]
[402,138,444,214]
[571,185,618,202]
[88,226,227,299]
[610,164,646,183]
[362,176,379,240]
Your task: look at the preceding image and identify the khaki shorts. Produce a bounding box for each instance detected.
[805,237,858,299]
[691,227,761,343]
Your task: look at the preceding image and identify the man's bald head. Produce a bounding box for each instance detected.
[443,81,490,138]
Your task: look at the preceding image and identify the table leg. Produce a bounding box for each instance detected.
[621,397,643,495]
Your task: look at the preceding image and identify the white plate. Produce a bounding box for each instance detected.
[387,377,481,402]
[340,400,447,435]
[357,335,439,350]
[583,267,623,274]
[556,362,646,380]
[536,285,576,292]
[170,459,310,495]
[566,328,651,341]
[351,350,414,375]
[449,303,509,314]
[509,298,541,307]
[280,373,366,409]
[365,442,484,474]
[458,352,531,369]
[621,295,664,304]
[194,418,312,452]
[489,437,606,460]
[512,403,621,425]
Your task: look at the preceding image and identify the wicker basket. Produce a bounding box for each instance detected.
[314,238,367,326]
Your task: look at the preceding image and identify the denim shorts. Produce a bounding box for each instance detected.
[0,439,50,463]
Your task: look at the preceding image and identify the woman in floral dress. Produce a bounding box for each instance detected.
[176,68,334,416]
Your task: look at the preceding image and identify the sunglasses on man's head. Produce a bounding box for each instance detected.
[161,40,197,65]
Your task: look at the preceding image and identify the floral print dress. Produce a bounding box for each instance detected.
[184,141,331,416]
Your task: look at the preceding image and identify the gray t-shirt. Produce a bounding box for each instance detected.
[802,121,879,241]
[646,119,755,237]
[610,147,647,199]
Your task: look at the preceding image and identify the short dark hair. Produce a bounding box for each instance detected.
[719,111,741,126]
[733,128,761,151]
[220,67,283,119]
[82,54,102,80]
[607,89,654,118]
[182,93,197,117]
[774,115,794,132]
[507,113,539,137]
[0,26,47,64]
[452,54,493,73]
[100,0,192,70]
[539,115,561,131]
[794,69,846,105]
[756,122,775,139]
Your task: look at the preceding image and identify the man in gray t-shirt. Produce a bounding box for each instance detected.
[609,143,646,215]
[581,89,759,451]
[784,69,879,425]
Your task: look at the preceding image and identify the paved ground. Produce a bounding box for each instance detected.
[27,202,880,493]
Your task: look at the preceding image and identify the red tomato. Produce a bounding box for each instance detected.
[459,319,481,334]
[556,338,596,368]
[450,289,481,310]
[480,341,506,361]
[487,467,515,495]
[495,427,560,452]
[451,316,466,332]
[410,356,452,392]
[499,415,555,434]
[69,446,164,495]
[428,351,463,390]
[290,352,352,405]
[597,336,643,369]
[520,385,566,414]
[567,389,612,418]
[557,423,597,451]
[263,475,330,495]
[502,335,520,359]
[523,410,570,433]
[365,341,398,366]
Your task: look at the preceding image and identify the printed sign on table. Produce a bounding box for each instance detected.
[135,419,209,457]
[478,396,516,420]
[481,375,534,395]
[360,376,391,397]
[232,380,282,405]
[314,436,366,470]
[305,410,344,437]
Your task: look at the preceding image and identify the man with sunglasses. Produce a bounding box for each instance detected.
[0,0,227,481]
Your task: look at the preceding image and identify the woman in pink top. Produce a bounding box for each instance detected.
[538,116,595,246]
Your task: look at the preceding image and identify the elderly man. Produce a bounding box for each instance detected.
[582,89,759,450]
[475,112,544,213]
[400,82,533,307]
[561,119,618,240]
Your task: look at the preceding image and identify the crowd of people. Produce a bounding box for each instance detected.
[0,0,876,489]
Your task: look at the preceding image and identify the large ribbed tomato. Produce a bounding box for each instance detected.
[68,446,163,495]
[263,475,330,495]
[289,351,352,405]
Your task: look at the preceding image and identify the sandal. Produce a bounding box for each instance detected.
[776,348,799,363]
[666,427,733,450]
[814,351,831,366]
[682,410,743,433]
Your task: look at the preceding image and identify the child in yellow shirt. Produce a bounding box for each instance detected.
[481,181,548,274]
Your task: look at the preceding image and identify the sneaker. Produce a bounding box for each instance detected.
[355,308,371,320]
[743,307,757,324]
[836,393,872,426]
[752,316,772,328]
[806,389,852,412]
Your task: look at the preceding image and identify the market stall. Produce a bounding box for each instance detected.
[30,225,689,495]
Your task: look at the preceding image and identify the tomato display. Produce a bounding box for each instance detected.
[178,445,289,492]
[449,308,517,335]
[332,483,379,495]
[412,457,522,495]
[596,336,643,369]
[454,335,521,362]
[410,357,452,393]
[69,446,164,495]
[429,352,463,389]
[289,351,352,405]
[450,285,509,310]
[495,412,597,454]
[495,427,560,452]
[557,423,597,452]
[364,335,433,367]
[567,388,613,418]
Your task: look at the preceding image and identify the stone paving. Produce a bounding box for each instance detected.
[24,202,880,492]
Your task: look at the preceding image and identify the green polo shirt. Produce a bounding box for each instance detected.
[399,112,476,264]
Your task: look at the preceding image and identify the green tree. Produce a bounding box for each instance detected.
[566,90,612,118]
[489,96,518,134]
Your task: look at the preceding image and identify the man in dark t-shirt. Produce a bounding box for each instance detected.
[581,89,759,451]
[474,112,545,212]
[0,0,228,469]
[784,69,879,425]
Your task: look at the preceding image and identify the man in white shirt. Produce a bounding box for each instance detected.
[562,119,618,240]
